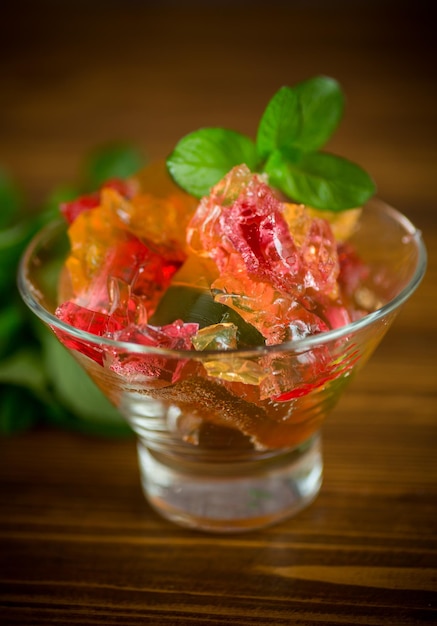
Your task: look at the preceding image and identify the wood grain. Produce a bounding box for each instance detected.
[1,2,436,624]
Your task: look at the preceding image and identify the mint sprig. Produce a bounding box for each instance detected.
[167,76,375,211]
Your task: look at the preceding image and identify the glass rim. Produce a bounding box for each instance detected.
[17,197,427,359]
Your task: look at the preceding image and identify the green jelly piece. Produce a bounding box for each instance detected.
[192,323,238,351]
[150,286,264,348]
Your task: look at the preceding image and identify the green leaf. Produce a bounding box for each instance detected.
[0,348,48,395]
[84,143,144,188]
[150,286,264,348]
[167,128,259,198]
[0,350,75,435]
[0,219,36,291]
[291,75,344,152]
[266,149,376,211]
[0,386,41,435]
[256,86,300,159]
[40,325,131,432]
[42,184,81,216]
[0,348,52,433]
[256,77,343,160]
[0,168,23,229]
[0,304,26,359]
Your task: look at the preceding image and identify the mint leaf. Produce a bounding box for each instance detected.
[0,169,23,229]
[40,325,130,431]
[42,184,81,216]
[0,220,35,291]
[167,128,258,198]
[256,77,343,160]
[0,348,48,395]
[292,75,344,152]
[256,87,300,159]
[0,387,41,434]
[266,149,375,211]
[0,348,53,433]
[0,304,25,359]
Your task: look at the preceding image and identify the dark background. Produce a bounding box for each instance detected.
[1,3,437,624]
[1,1,436,218]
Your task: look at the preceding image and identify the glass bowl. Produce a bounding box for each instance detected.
[18,197,427,532]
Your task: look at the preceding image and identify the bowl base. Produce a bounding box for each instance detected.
[137,435,323,533]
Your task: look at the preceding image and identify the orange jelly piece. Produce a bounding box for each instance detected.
[124,160,198,256]
[66,186,182,321]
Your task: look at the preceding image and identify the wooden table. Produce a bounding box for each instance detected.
[1,3,436,624]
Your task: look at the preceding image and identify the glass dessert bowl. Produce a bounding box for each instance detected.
[18,195,426,532]
[17,78,428,532]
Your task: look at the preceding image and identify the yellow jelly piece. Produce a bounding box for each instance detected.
[172,254,219,291]
[192,322,267,385]
[66,190,127,295]
[281,203,313,247]
[283,202,361,243]
[201,355,268,385]
[213,271,296,346]
[192,323,238,351]
[125,160,198,254]
[307,206,362,242]
[171,253,219,290]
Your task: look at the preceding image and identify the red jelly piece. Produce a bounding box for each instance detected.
[113,320,198,351]
[100,177,137,199]
[271,343,360,402]
[109,320,199,382]
[60,193,100,224]
[220,180,301,293]
[60,179,136,225]
[337,241,370,297]
[54,301,124,364]
[70,233,181,322]
[188,165,340,302]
